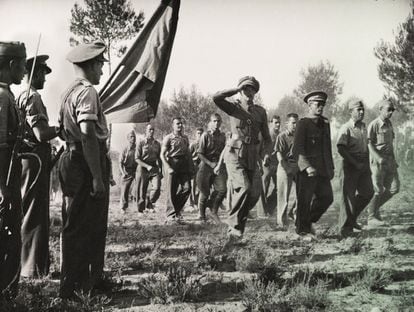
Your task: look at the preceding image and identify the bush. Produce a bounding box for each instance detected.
[351,265,393,292]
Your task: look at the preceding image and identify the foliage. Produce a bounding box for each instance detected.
[269,94,307,121]
[69,0,144,73]
[333,96,377,125]
[350,265,393,293]
[374,1,414,117]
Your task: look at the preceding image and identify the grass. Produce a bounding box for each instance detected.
[350,265,393,293]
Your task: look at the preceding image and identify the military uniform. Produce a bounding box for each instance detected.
[213,77,271,234]
[189,140,201,207]
[162,132,192,219]
[337,116,373,236]
[196,129,227,219]
[58,42,110,298]
[119,142,137,210]
[367,114,399,221]
[135,136,162,212]
[293,92,334,235]
[0,41,26,295]
[275,130,298,227]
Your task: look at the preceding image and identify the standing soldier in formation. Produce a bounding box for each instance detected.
[189,128,203,208]
[161,117,193,223]
[196,113,227,223]
[366,99,399,228]
[58,42,110,298]
[0,41,26,296]
[293,91,334,237]
[336,100,373,238]
[275,113,299,229]
[213,76,271,238]
[118,130,137,212]
[18,55,59,278]
[135,124,163,212]
[260,115,281,216]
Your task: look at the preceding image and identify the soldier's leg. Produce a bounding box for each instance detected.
[310,176,333,223]
[267,166,278,216]
[211,168,227,214]
[166,172,179,218]
[120,174,133,210]
[175,172,191,215]
[354,168,374,219]
[148,173,161,206]
[196,164,212,219]
[368,162,385,220]
[276,165,289,227]
[296,172,318,234]
[137,169,150,212]
[338,163,359,236]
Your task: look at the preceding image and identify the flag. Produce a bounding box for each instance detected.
[100,0,180,123]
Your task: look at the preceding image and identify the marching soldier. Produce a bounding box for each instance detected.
[275,113,299,228]
[135,124,162,212]
[260,115,281,216]
[18,54,59,278]
[366,99,400,228]
[293,91,334,237]
[213,76,271,238]
[336,100,373,237]
[58,42,110,298]
[0,41,26,296]
[196,113,227,222]
[189,127,203,208]
[161,117,193,223]
[119,130,137,212]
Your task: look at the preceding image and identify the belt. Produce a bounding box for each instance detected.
[66,141,108,153]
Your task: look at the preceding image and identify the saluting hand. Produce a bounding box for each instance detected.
[91,178,105,198]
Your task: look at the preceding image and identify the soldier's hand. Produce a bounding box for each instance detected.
[263,155,270,167]
[210,161,218,169]
[91,178,105,198]
[0,185,11,206]
[306,166,317,177]
[213,165,220,175]
[378,157,386,165]
[167,167,174,175]
[147,165,154,172]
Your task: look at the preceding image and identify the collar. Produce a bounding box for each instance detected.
[378,116,389,127]
[348,118,365,128]
[0,82,10,89]
[209,129,221,135]
[145,136,154,143]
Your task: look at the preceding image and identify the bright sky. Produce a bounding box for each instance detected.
[0,0,410,151]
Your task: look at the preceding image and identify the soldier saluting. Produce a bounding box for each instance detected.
[58,42,110,298]
[293,91,334,238]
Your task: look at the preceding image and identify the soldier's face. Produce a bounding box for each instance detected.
[146,126,155,138]
[128,135,136,145]
[10,57,26,84]
[286,117,298,133]
[90,60,104,85]
[33,69,46,90]
[241,86,256,101]
[271,119,281,130]
[210,117,222,131]
[309,101,325,116]
[173,119,183,132]
[351,107,364,122]
[380,103,395,119]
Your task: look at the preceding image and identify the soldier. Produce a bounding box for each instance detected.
[189,127,203,208]
[213,76,271,238]
[275,113,299,229]
[260,115,281,216]
[366,99,400,228]
[17,54,60,278]
[196,113,227,223]
[336,100,373,238]
[293,91,334,237]
[0,41,26,296]
[161,117,193,223]
[58,42,110,298]
[135,124,162,212]
[119,130,137,212]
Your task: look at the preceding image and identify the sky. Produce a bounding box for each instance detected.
[0,0,410,151]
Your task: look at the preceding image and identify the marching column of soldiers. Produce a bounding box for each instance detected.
[0,39,408,299]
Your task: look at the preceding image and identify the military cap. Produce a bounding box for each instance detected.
[348,99,364,110]
[66,41,108,64]
[238,76,260,92]
[26,54,52,74]
[303,91,328,104]
[378,98,395,111]
[0,41,26,58]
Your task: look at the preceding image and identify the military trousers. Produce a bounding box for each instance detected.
[276,162,298,227]
[190,163,200,206]
[338,160,373,234]
[0,151,22,297]
[295,172,333,234]
[225,146,262,234]
[259,163,278,216]
[165,156,191,218]
[20,143,51,278]
[196,162,227,217]
[58,146,110,298]
[136,166,161,212]
[119,171,135,210]
[367,157,399,220]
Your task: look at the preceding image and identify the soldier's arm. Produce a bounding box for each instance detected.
[0,96,11,203]
[212,87,242,116]
[367,122,384,164]
[198,133,216,168]
[119,148,127,176]
[135,140,153,171]
[293,119,315,175]
[156,143,163,177]
[161,136,173,174]
[80,121,105,197]
[336,126,362,169]
[260,109,272,158]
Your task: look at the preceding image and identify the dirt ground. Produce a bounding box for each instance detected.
[23,167,414,311]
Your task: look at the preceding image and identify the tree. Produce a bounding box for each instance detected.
[69,0,145,74]
[374,1,414,117]
[269,94,308,121]
[294,60,343,118]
